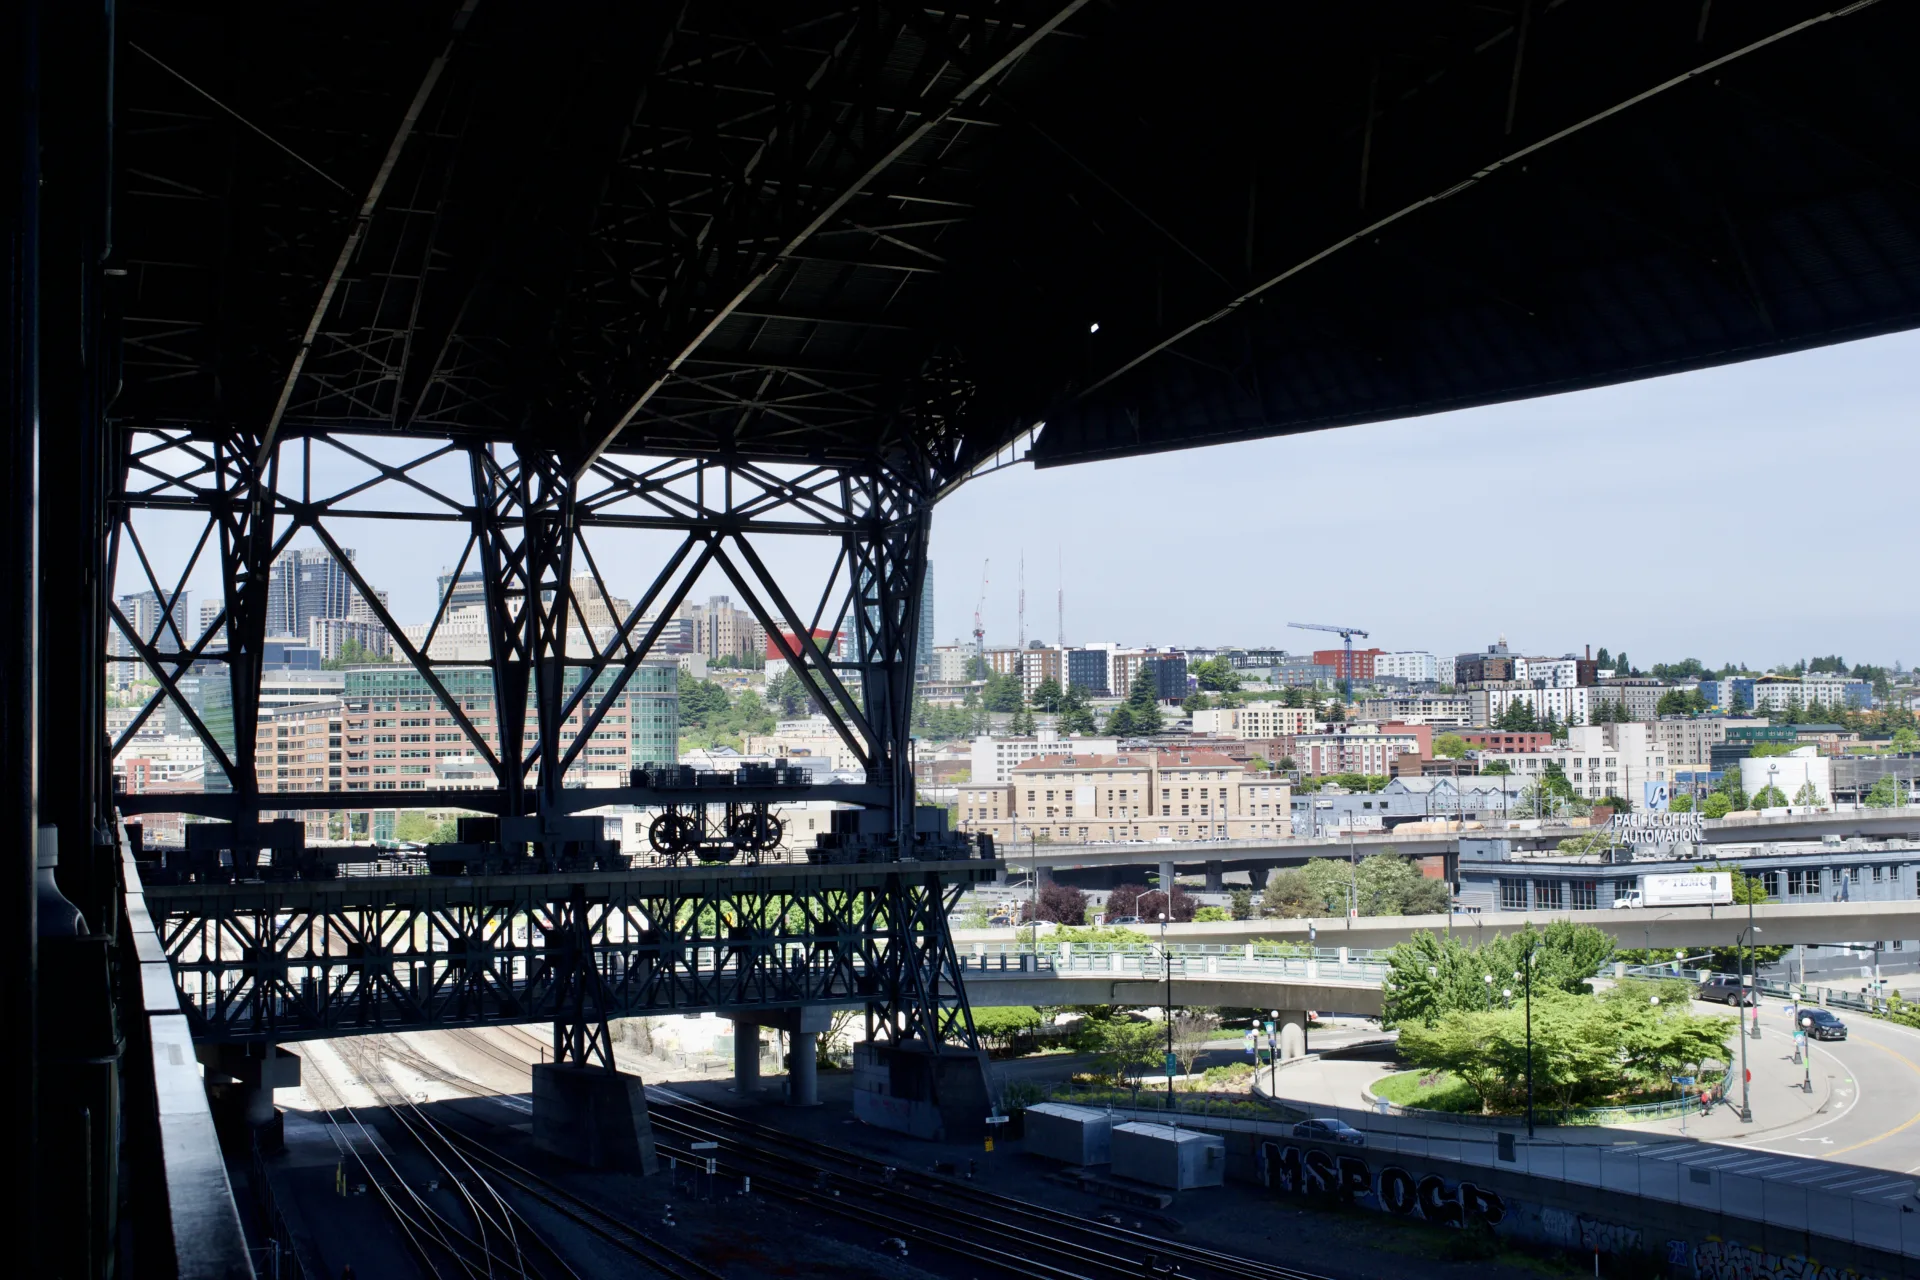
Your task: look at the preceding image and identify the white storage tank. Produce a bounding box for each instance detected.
[1110,1122,1226,1190]
[1023,1102,1114,1165]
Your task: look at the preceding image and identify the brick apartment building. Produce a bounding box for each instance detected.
[956,748,1292,845]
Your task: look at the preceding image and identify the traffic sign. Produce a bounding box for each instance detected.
[1671,1075,1695,1085]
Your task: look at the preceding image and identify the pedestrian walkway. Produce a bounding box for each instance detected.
[1267,1001,1834,1145]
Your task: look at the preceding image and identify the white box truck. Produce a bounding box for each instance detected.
[1613,872,1732,909]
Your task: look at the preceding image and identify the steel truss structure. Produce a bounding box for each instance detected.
[112,433,936,838]
[150,862,992,1064]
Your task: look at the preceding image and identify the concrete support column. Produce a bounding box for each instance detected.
[1157,860,1176,904]
[789,1032,819,1106]
[1204,860,1224,893]
[1248,866,1270,891]
[734,1021,760,1094]
[1036,864,1055,885]
[1278,1010,1308,1061]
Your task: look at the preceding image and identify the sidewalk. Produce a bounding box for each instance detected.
[1261,1003,1831,1145]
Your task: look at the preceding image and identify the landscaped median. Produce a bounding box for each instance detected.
[1366,1066,1726,1126]
[1376,921,1738,1119]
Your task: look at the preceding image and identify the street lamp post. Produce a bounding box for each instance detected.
[1736,921,1760,1124]
[1521,942,1537,1138]
[1161,912,1173,1105]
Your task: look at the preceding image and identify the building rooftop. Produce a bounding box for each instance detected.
[1012,749,1245,772]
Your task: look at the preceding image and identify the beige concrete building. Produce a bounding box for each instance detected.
[1190,704,1315,738]
[1652,715,1766,767]
[956,748,1291,845]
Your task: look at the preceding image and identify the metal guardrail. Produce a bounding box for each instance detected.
[958,942,1392,984]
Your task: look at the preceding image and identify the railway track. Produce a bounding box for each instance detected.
[645,1089,1339,1280]
[305,1042,560,1279]
[326,1033,718,1280]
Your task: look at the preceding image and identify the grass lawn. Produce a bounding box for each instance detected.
[1371,1069,1484,1113]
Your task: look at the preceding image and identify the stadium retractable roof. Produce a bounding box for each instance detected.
[114,0,1920,485]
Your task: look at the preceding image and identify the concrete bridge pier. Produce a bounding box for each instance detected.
[1157,859,1176,900]
[733,1021,761,1094]
[1204,860,1225,893]
[1278,1009,1308,1060]
[1249,867,1270,891]
[724,1007,834,1104]
[199,1043,301,1152]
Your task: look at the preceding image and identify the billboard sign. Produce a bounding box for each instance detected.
[1643,781,1670,812]
[1642,872,1733,908]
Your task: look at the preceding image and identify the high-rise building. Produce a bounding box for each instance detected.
[267,546,359,639]
[111,590,191,686]
[1066,648,1110,696]
[436,568,488,612]
[916,560,935,676]
[679,595,766,662]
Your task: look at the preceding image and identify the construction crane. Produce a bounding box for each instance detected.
[972,560,990,656]
[1288,621,1371,703]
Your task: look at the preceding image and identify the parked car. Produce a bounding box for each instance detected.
[1105,916,1143,926]
[1698,978,1757,1006]
[1799,1009,1849,1041]
[1292,1118,1366,1146]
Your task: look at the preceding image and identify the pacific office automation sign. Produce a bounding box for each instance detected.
[1610,810,1703,848]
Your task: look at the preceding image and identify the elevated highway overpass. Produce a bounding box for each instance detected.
[995,807,1920,889]
[960,898,1920,953]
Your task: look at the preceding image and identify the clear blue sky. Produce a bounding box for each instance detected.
[124,330,1919,671]
[930,329,1920,671]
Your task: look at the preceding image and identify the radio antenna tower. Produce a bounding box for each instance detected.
[1056,546,1064,647]
[1017,553,1026,650]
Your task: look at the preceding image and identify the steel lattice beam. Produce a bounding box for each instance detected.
[149,861,994,1048]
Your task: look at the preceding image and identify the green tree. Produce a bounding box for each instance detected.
[1057,683,1097,735]
[1481,759,1513,776]
[392,811,436,844]
[1866,775,1907,808]
[1668,792,1694,813]
[1009,704,1037,736]
[677,670,732,728]
[1792,780,1824,807]
[1122,665,1164,734]
[982,671,1026,712]
[1191,658,1243,693]
[1894,727,1919,753]
[1753,784,1788,808]
[1701,793,1734,819]
[1497,700,1538,731]
[1597,793,1632,814]
[1031,677,1065,713]
[1105,704,1136,736]
[972,1005,1043,1051]
[1083,1011,1163,1085]
[322,635,394,669]
[767,667,813,716]
[1433,733,1468,759]
[1181,692,1213,715]
[1228,888,1255,920]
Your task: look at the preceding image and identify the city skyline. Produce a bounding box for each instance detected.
[117,327,1920,671]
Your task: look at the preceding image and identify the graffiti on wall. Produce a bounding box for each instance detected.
[1259,1142,1505,1227]
[1694,1239,1884,1280]
[1541,1206,1644,1256]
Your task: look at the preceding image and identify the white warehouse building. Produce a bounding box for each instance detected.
[1739,748,1831,806]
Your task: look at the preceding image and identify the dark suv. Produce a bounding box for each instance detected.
[1799,1009,1848,1041]
[1698,978,1757,1006]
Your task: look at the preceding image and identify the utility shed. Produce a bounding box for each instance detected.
[1110,1122,1225,1190]
[1023,1103,1114,1166]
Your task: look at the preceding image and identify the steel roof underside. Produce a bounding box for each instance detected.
[112,1,1920,485]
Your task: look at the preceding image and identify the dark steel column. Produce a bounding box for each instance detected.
[4,0,45,1260]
